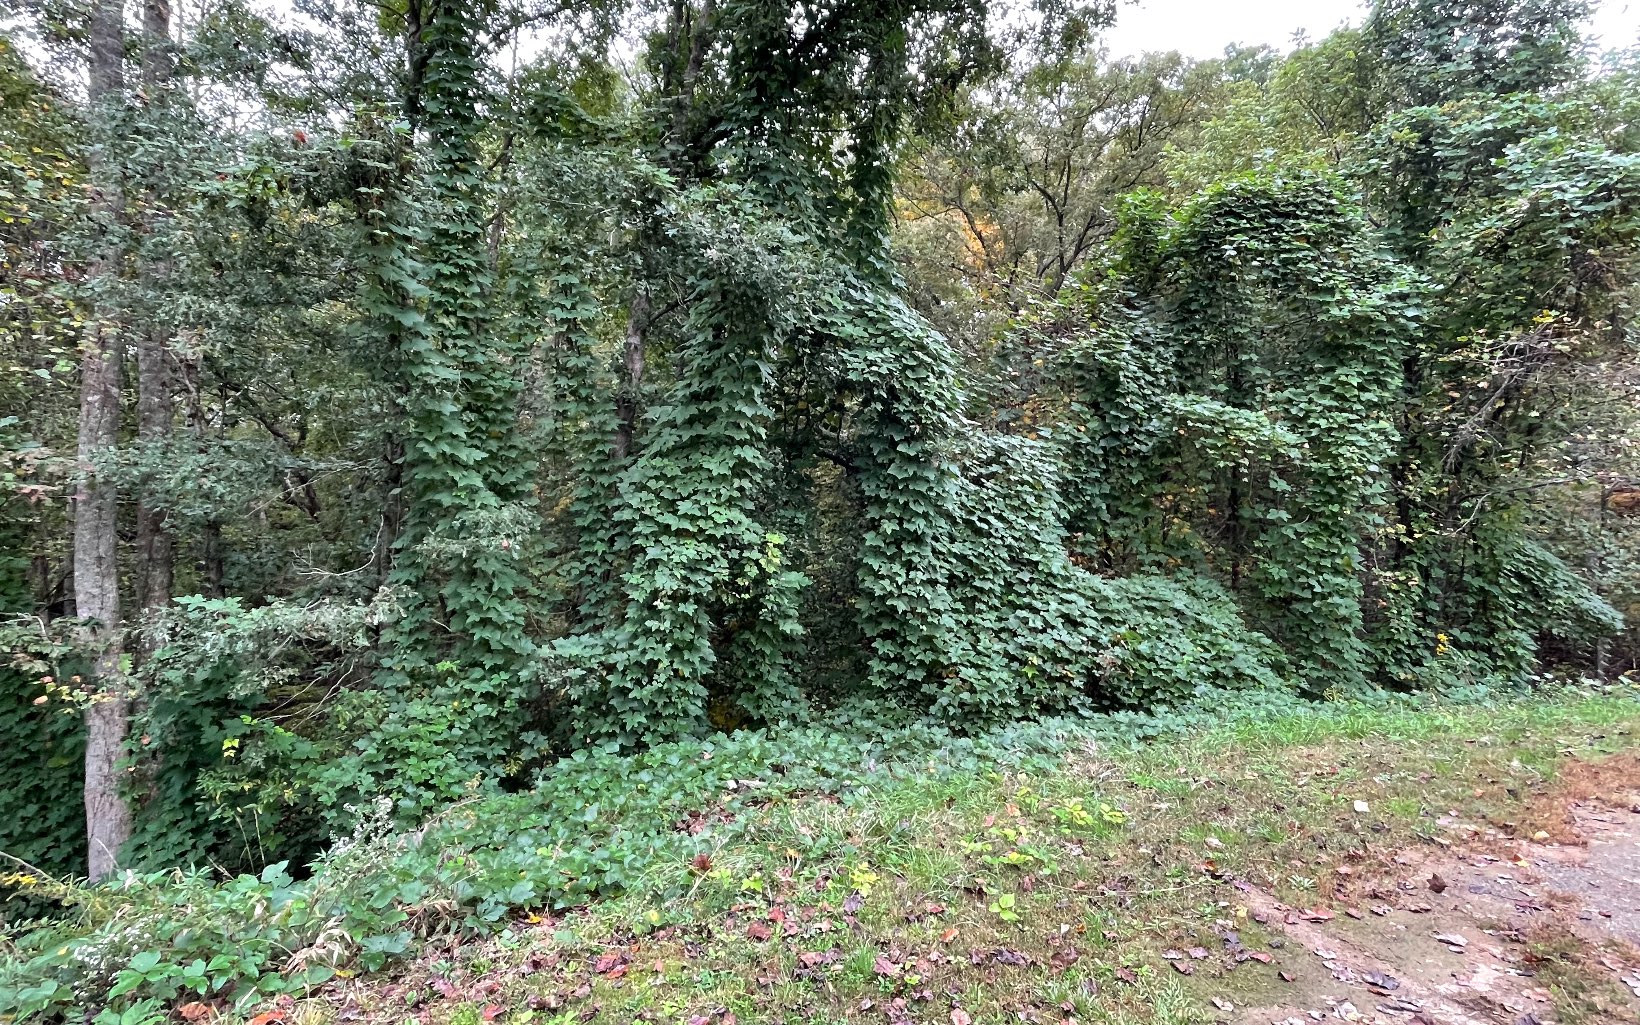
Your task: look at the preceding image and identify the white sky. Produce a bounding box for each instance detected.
[1102,0,1640,59]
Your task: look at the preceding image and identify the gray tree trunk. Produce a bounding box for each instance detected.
[77,0,132,883]
[136,0,174,645]
[613,294,647,460]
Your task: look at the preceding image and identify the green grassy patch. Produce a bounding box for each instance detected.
[6,686,1639,1025]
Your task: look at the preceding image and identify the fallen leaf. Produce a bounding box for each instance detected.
[951,1010,972,1025]
[939,927,959,943]
[1280,971,1296,983]
[1115,967,1138,984]
[1212,997,1234,1012]
[178,1004,214,1022]
[873,956,901,978]
[746,922,772,941]
[479,1006,504,1023]
[1188,947,1209,959]
[1171,960,1195,976]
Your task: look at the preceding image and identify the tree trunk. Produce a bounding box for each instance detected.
[77,0,131,883]
[201,520,226,598]
[135,333,172,622]
[613,294,648,460]
[135,0,174,652]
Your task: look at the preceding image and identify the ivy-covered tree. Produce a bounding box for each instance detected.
[0,0,1635,894]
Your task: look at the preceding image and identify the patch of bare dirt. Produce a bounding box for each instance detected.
[1223,761,1640,1025]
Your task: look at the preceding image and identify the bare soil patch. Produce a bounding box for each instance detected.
[1223,757,1640,1025]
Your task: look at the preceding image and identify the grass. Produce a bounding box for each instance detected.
[286,687,1640,1025]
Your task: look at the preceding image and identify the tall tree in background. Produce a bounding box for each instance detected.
[134,0,173,656]
[75,0,132,882]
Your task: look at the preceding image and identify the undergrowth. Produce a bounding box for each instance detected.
[2,682,1636,1022]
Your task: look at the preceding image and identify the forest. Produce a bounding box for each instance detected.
[1,0,1639,1020]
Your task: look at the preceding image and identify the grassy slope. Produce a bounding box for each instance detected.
[301,690,1640,1025]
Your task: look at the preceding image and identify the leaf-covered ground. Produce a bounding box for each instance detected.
[281,693,1640,1025]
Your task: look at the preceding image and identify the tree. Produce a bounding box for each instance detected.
[75,0,132,883]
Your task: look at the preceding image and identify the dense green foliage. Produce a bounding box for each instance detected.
[1,0,1638,1017]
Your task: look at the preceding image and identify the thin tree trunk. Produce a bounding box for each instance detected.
[613,294,648,460]
[178,349,228,598]
[77,0,131,883]
[669,0,715,150]
[374,436,405,588]
[201,520,226,598]
[135,0,174,651]
[135,333,172,621]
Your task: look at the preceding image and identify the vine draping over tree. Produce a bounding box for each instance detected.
[0,0,1635,896]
